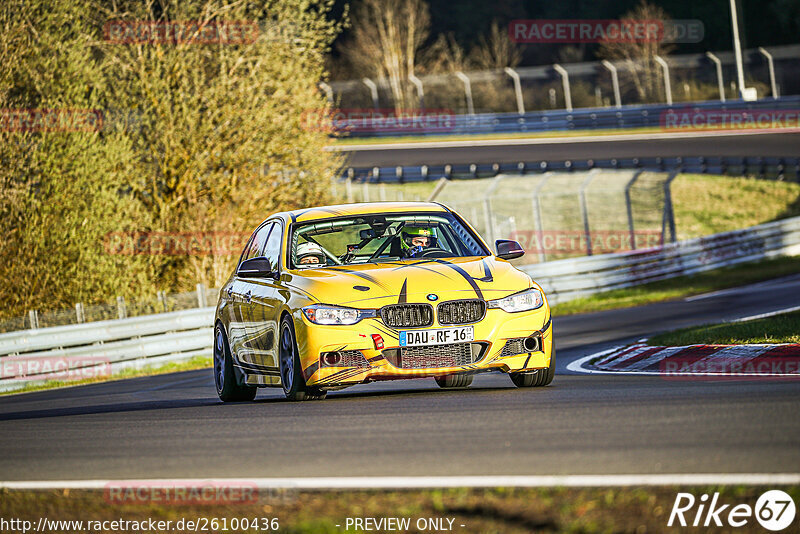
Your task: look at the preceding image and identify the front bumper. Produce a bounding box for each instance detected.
[294,307,553,388]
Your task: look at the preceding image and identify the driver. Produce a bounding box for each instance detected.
[400,226,436,258]
[296,241,326,266]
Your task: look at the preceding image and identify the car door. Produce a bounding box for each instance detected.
[241,220,284,375]
[229,222,274,366]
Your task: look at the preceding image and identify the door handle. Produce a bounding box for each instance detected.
[244,290,252,303]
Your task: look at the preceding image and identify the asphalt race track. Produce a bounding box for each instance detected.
[1,275,799,481]
[335,131,800,167]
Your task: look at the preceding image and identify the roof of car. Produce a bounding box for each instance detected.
[281,202,450,223]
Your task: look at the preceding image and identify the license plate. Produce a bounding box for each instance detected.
[399,326,474,347]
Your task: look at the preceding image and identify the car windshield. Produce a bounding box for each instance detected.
[289,212,488,268]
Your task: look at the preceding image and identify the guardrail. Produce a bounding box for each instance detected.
[344,156,800,183]
[526,216,800,305]
[2,217,798,391]
[0,308,214,393]
[339,95,800,138]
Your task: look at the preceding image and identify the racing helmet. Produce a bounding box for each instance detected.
[400,226,436,254]
[296,241,325,265]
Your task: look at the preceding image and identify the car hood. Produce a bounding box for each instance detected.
[284,256,534,307]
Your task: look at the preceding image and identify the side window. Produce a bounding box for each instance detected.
[262,222,283,271]
[241,222,274,264]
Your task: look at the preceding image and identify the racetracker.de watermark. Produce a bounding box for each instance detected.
[510,230,663,254]
[103,20,259,45]
[301,108,455,135]
[103,481,276,506]
[1,356,111,381]
[509,19,703,43]
[661,109,800,131]
[660,356,800,381]
[104,232,250,256]
[0,108,103,132]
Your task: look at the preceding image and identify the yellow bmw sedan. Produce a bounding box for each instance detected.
[214,202,553,401]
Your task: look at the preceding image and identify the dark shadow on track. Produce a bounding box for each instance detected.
[0,398,218,421]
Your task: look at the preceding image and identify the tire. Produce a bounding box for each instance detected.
[509,349,555,388]
[434,374,473,388]
[214,323,257,402]
[279,316,326,401]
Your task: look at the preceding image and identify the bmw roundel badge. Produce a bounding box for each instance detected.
[427,293,438,301]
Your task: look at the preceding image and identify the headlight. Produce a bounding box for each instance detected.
[301,304,377,325]
[487,288,544,313]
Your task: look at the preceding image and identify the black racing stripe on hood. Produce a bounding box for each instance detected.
[479,260,494,282]
[391,261,453,278]
[398,278,408,304]
[428,259,484,300]
[326,266,391,292]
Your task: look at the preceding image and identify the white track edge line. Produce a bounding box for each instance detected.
[734,305,800,323]
[2,474,800,490]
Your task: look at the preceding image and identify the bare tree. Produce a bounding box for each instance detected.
[470,21,522,70]
[340,0,430,110]
[598,1,675,103]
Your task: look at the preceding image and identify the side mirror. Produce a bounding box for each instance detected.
[237,256,273,278]
[496,239,525,260]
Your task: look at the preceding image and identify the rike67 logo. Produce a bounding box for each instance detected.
[669,490,796,531]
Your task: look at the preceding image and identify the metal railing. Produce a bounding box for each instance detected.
[333,95,800,137]
[329,44,800,118]
[528,216,800,305]
[343,156,800,183]
[0,308,215,393]
[1,284,219,334]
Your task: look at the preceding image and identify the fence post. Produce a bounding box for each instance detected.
[705,52,725,102]
[481,174,507,246]
[601,60,622,108]
[455,71,475,116]
[362,78,379,111]
[196,283,207,308]
[758,47,779,98]
[578,170,599,255]
[662,171,679,243]
[157,290,168,312]
[345,178,354,203]
[75,303,85,324]
[553,64,572,112]
[362,180,370,202]
[427,177,449,201]
[654,56,672,105]
[625,169,644,250]
[318,81,334,104]
[409,73,425,110]
[28,310,39,330]
[532,172,553,263]
[504,67,525,115]
[116,296,127,320]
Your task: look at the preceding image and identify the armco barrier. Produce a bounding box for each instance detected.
[339,95,800,138]
[526,216,800,304]
[1,217,798,391]
[0,308,214,392]
[344,156,800,183]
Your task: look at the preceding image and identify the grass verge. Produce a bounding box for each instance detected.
[2,486,796,533]
[648,310,800,346]
[0,355,211,396]
[551,255,800,317]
